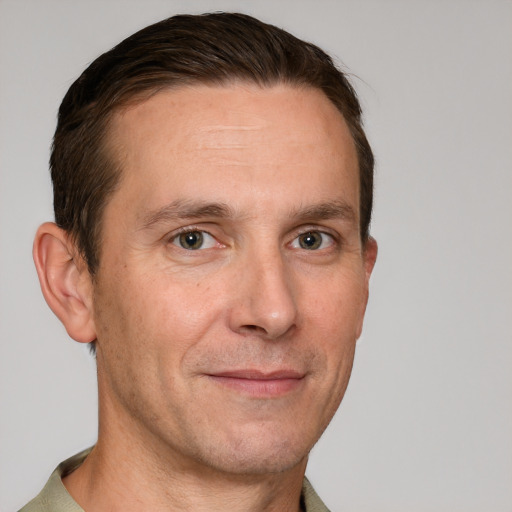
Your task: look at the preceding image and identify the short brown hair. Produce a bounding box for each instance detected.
[51,12,374,275]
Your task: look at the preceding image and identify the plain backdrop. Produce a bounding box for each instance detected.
[1,1,511,511]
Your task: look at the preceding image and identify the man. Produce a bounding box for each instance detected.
[22,12,377,512]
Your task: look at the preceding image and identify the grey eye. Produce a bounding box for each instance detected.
[298,232,322,250]
[292,231,334,250]
[172,231,216,250]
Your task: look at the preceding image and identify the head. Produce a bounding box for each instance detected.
[34,13,377,479]
[50,12,374,276]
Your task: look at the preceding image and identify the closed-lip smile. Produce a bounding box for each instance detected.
[206,369,305,397]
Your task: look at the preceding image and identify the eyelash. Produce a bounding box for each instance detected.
[167,226,340,252]
[168,226,220,251]
[289,230,337,251]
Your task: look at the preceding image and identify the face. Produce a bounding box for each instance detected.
[89,84,376,477]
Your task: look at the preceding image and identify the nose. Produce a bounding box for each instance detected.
[228,247,298,340]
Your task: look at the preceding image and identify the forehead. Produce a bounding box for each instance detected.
[105,83,359,219]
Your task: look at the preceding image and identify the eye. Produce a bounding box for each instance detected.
[291,231,335,250]
[172,230,217,250]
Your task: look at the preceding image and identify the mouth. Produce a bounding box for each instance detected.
[205,369,305,397]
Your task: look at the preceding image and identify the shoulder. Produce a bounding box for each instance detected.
[18,448,92,512]
[302,476,332,512]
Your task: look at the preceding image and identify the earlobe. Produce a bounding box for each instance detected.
[33,222,97,344]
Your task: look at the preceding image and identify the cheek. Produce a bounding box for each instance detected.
[154,273,221,327]
[93,270,221,405]
[305,271,366,337]
[302,271,365,387]
[112,270,224,356]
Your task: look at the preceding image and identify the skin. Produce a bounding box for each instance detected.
[34,83,377,511]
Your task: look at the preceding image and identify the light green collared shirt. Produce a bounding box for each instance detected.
[20,448,330,512]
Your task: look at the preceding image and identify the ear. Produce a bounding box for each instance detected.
[33,222,97,344]
[363,236,378,284]
[355,236,378,339]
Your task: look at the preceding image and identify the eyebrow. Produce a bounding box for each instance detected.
[138,198,356,231]
[139,199,236,230]
[290,200,356,224]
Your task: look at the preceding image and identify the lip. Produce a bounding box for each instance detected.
[206,369,305,397]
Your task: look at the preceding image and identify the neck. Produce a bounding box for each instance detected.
[64,443,306,512]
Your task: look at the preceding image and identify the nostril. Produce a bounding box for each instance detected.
[240,324,267,335]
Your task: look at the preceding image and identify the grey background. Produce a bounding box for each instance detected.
[1,1,511,510]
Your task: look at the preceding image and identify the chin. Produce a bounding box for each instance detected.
[195,429,313,476]
[204,451,307,477]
